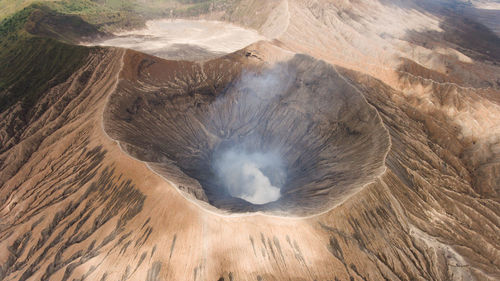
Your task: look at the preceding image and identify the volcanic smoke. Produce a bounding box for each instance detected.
[213,149,285,205]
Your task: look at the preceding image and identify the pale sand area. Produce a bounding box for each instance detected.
[89,19,265,60]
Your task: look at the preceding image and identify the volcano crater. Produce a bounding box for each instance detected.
[104,51,390,216]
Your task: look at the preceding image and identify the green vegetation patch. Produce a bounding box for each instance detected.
[1,0,240,30]
[0,0,240,114]
[0,5,92,114]
[0,36,91,114]
[0,2,106,45]
[0,6,35,42]
[45,0,145,31]
[0,0,146,115]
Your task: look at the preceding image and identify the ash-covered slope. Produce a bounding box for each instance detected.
[0,0,499,281]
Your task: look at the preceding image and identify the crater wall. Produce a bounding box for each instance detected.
[103,50,390,216]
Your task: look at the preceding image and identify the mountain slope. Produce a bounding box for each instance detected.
[0,0,499,280]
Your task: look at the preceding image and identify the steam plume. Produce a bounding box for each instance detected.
[211,65,295,205]
[214,149,285,205]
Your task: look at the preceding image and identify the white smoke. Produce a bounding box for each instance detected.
[214,149,285,205]
[236,64,294,100]
[211,64,295,205]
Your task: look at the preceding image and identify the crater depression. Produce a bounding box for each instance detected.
[103,50,391,216]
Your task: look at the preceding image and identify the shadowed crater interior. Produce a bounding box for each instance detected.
[104,50,390,216]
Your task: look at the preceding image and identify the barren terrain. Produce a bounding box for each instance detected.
[0,0,499,281]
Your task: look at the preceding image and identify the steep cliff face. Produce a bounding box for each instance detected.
[0,1,499,281]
